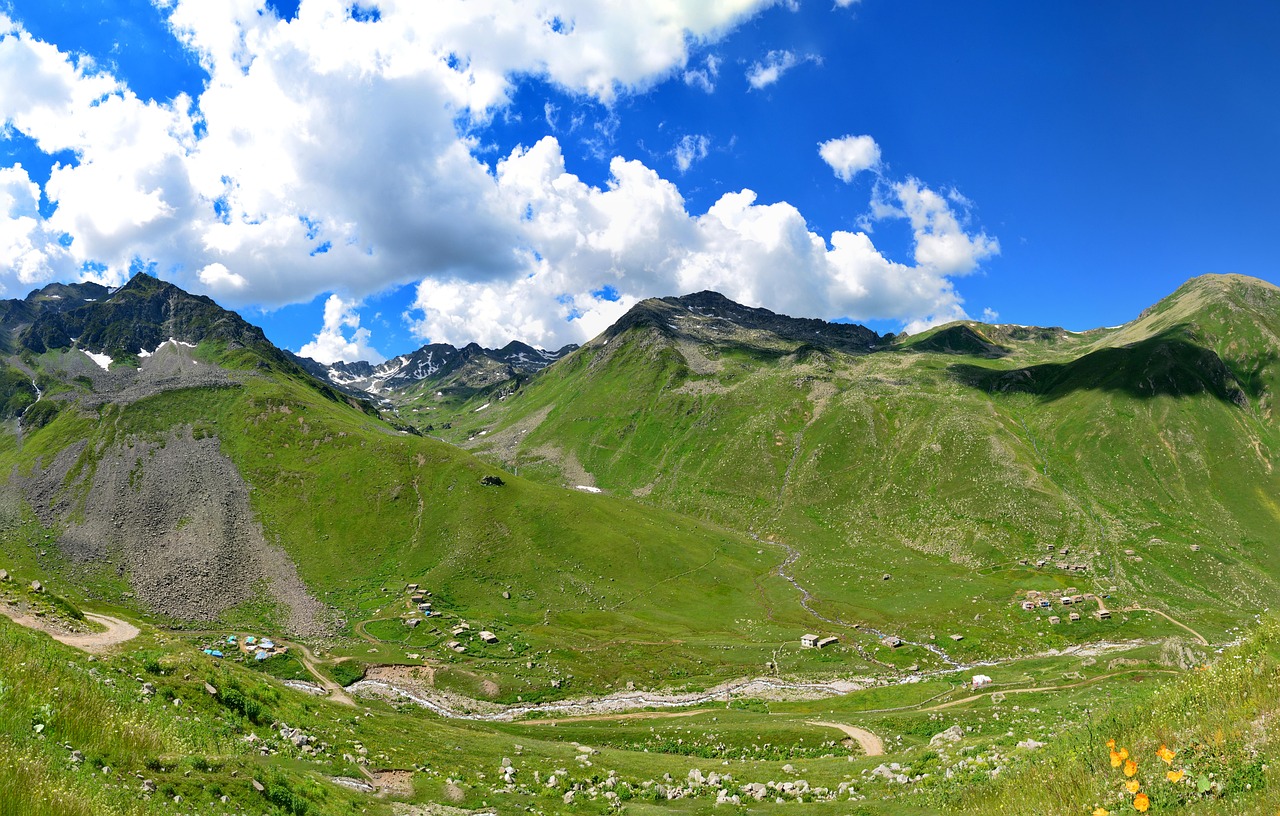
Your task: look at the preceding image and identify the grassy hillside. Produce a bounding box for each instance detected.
[3,596,1274,815]
[446,274,1280,663]
[0,335,826,697]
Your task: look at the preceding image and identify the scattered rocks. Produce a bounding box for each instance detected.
[21,430,328,636]
[1017,739,1046,751]
[930,725,965,746]
[479,475,505,487]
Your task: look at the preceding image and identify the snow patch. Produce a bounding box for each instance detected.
[475,403,490,412]
[574,485,602,494]
[81,349,112,370]
[139,337,198,357]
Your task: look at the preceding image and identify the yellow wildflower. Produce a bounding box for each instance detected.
[1156,744,1176,764]
[1124,758,1138,778]
[1093,809,1110,816]
[1166,769,1184,783]
[1133,792,1149,812]
[1126,779,1141,793]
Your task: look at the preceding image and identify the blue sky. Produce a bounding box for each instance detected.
[1,1,1277,362]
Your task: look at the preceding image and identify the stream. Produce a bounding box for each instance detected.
[343,536,1160,722]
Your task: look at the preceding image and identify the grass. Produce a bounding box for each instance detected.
[2,602,1277,814]
[427,273,1280,673]
[2,273,1279,812]
[937,617,1280,814]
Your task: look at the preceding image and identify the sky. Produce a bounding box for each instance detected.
[1,2,1277,364]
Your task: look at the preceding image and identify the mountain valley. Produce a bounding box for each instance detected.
[0,273,1277,815]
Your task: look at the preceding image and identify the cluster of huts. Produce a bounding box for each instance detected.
[1017,544,1090,572]
[203,634,288,661]
[1018,589,1111,624]
[403,583,499,653]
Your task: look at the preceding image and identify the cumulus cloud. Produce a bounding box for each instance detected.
[398,136,997,348]
[673,134,710,173]
[889,178,1000,275]
[1,2,784,303]
[683,54,721,93]
[818,134,881,181]
[197,262,246,291]
[0,164,72,287]
[1,2,999,352]
[746,49,816,89]
[297,294,384,364]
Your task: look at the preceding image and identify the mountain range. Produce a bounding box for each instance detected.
[1,271,1278,814]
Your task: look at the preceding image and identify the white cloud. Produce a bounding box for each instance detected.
[297,294,384,364]
[674,134,710,173]
[0,2,782,301]
[197,261,246,291]
[400,136,997,348]
[1,3,999,352]
[746,49,816,89]
[818,134,881,181]
[683,54,721,93]
[0,164,72,288]
[891,178,1000,275]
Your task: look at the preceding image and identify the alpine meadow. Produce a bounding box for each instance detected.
[2,3,1279,816]
[0,271,1277,815]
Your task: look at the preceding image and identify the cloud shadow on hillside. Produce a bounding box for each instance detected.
[947,327,1268,407]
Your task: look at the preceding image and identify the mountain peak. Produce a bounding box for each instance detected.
[20,272,271,357]
[604,290,882,354]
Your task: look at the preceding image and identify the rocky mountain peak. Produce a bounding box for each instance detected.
[604,290,883,354]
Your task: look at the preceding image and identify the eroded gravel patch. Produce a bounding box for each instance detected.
[23,427,328,635]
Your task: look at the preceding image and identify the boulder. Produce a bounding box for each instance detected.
[0,569,9,581]
[929,725,964,746]
[30,580,42,593]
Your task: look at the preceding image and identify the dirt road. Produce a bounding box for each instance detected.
[1124,606,1208,645]
[805,721,885,756]
[1,607,140,654]
[920,668,1181,712]
[290,641,356,707]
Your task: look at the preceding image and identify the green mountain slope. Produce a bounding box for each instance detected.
[0,275,822,697]
[453,275,1280,661]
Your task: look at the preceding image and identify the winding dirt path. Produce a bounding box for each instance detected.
[805,721,884,756]
[1,606,139,654]
[1123,606,1208,645]
[920,668,1182,712]
[289,641,356,707]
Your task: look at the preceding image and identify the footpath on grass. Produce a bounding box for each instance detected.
[0,604,139,653]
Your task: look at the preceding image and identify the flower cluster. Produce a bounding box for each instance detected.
[1093,739,1193,813]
